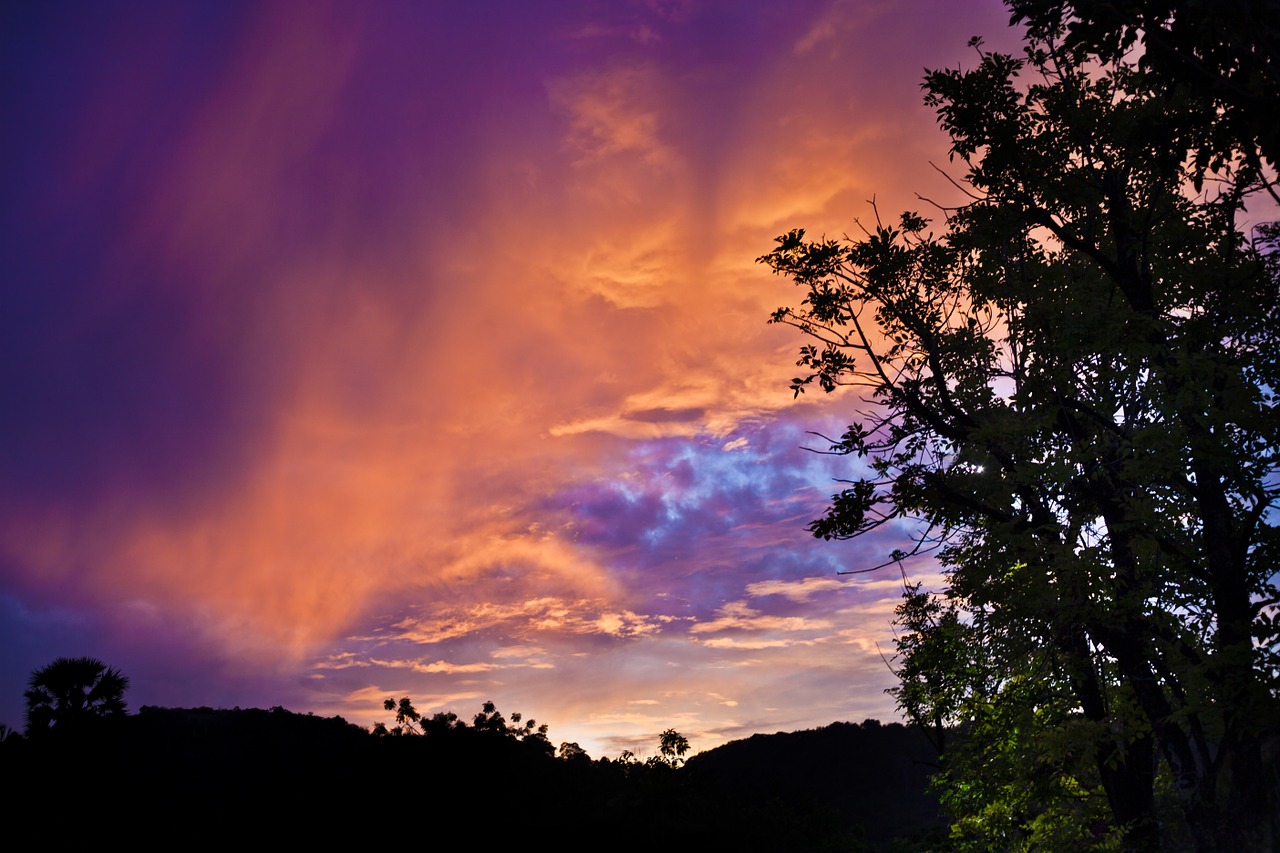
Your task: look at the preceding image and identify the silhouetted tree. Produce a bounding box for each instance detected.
[378,696,421,736]
[1009,0,1280,172]
[651,728,690,768]
[421,710,463,736]
[472,699,507,733]
[473,700,549,742]
[23,657,129,737]
[558,740,590,762]
[762,2,1279,848]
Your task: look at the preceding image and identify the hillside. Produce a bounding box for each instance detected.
[687,720,944,849]
[2,707,942,850]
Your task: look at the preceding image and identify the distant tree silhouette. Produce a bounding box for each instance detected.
[421,710,463,735]
[377,696,421,736]
[472,699,507,733]
[473,700,549,741]
[558,741,589,762]
[24,657,129,736]
[653,728,690,767]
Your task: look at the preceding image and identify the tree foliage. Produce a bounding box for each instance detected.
[890,581,1126,851]
[372,697,551,753]
[24,657,130,737]
[375,696,422,736]
[761,3,1279,850]
[1008,0,1280,175]
[651,728,691,768]
[558,740,589,762]
[473,699,551,749]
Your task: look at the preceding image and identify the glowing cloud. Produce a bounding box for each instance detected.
[0,0,1012,754]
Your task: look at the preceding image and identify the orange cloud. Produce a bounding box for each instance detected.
[1,0,1012,755]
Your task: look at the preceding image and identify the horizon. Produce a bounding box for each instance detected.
[1,0,1011,759]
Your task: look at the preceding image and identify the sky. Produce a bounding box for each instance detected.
[1,0,1014,757]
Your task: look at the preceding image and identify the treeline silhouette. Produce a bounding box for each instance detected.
[1,698,941,849]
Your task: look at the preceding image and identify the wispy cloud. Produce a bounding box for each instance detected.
[746,576,849,601]
[691,600,833,635]
[549,64,679,170]
[384,597,675,646]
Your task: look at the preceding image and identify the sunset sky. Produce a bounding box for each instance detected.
[2,0,1015,757]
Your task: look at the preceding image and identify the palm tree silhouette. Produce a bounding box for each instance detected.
[24,657,130,736]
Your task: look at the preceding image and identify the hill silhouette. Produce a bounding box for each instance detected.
[687,719,944,849]
[2,705,942,850]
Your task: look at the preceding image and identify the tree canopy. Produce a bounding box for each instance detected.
[761,2,1279,850]
[656,728,691,767]
[24,656,130,737]
[375,696,423,736]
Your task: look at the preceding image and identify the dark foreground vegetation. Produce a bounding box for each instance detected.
[2,695,941,850]
[764,0,1280,849]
